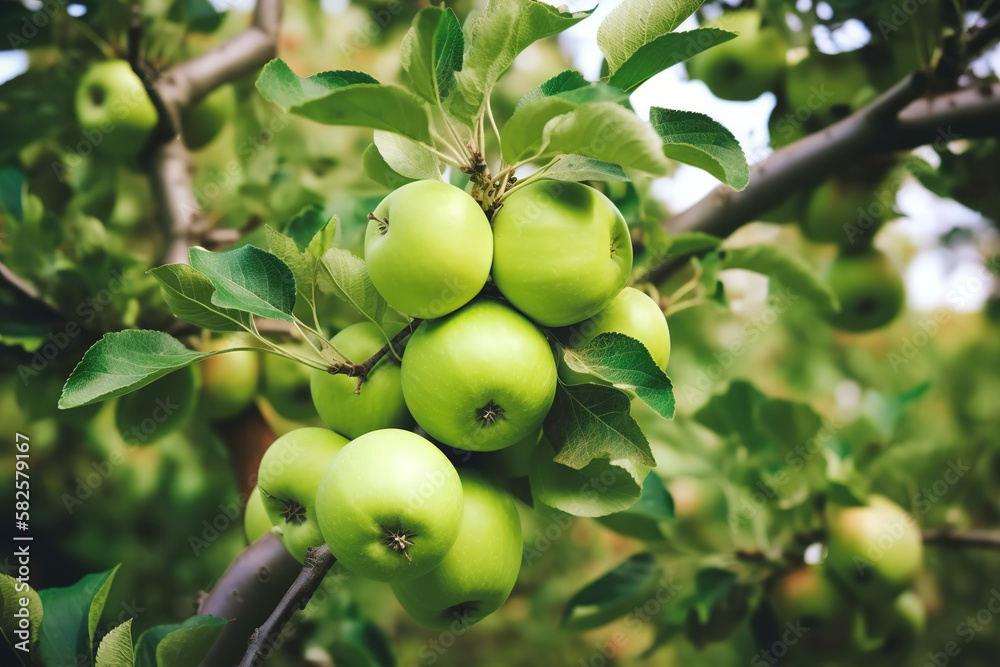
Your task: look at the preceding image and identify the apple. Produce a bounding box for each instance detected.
[801,177,885,246]
[257,427,349,562]
[310,322,412,438]
[115,365,199,445]
[75,60,158,158]
[491,180,633,327]
[786,53,873,126]
[768,565,853,655]
[825,495,923,602]
[181,85,235,150]
[864,590,925,661]
[243,485,273,544]
[262,351,319,422]
[400,299,557,451]
[826,251,905,332]
[198,340,260,421]
[473,427,541,479]
[316,428,463,581]
[364,180,493,319]
[685,10,787,101]
[561,286,670,372]
[390,470,522,630]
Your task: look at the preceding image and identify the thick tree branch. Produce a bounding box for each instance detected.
[240,544,337,667]
[648,78,1000,283]
[923,528,1000,549]
[140,0,283,264]
[197,533,301,667]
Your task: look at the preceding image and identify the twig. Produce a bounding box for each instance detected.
[239,544,337,667]
[923,528,1000,549]
[327,319,421,395]
[196,533,301,667]
[647,77,1000,283]
[145,0,284,264]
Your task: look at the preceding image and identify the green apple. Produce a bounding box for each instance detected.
[181,85,235,150]
[786,53,873,126]
[686,10,787,101]
[244,485,273,544]
[864,590,925,661]
[826,251,905,332]
[316,428,463,581]
[199,340,260,421]
[491,180,633,327]
[561,286,670,370]
[474,428,541,478]
[75,60,158,158]
[364,180,492,319]
[768,566,853,655]
[825,495,923,602]
[390,470,522,629]
[401,299,557,451]
[262,352,319,422]
[257,427,349,562]
[801,177,886,246]
[310,322,412,438]
[115,365,199,445]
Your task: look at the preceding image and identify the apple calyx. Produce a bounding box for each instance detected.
[383,527,417,561]
[280,499,307,525]
[477,399,505,427]
[367,212,390,236]
[447,601,480,623]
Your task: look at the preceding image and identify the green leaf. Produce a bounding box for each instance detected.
[285,204,329,251]
[1,573,42,658]
[373,131,442,181]
[693,567,736,623]
[650,107,749,190]
[317,248,388,331]
[181,0,222,33]
[328,619,395,667]
[562,553,662,631]
[501,96,576,163]
[608,28,735,93]
[543,155,629,183]
[59,331,211,409]
[529,438,643,517]
[623,471,674,520]
[148,264,253,332]
[544,382,655,484]
[515,70,588,112]
[38,566,119,667]
[400,6,464,104]
[756,399,823,453]
[560,333,675,418]
[597,0,706,74]
[0,166,24,220]
[449,0,594,124]
[189,245,297,322]
[540,102,670,175]
[304,214,337,265]
[694,380,770,450]
[719,245,840,313]
[96,619,134,667]
[666,231,722,256]
[363,143,418,189]
[255,59,378,108]
[256,59,431,143]
[265,226,313,308]
[134,615,227,667]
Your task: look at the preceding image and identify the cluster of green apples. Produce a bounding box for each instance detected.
[74,60,234,157]
[764,495,926,663]
[245,178,670,629]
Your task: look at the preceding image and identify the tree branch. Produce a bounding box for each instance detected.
[339,319,422,394]
[923,528,1000,549]
[142,0,283,264]
[197,533,302,667]
[239,544,337,667]
[647,78,1000,283]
